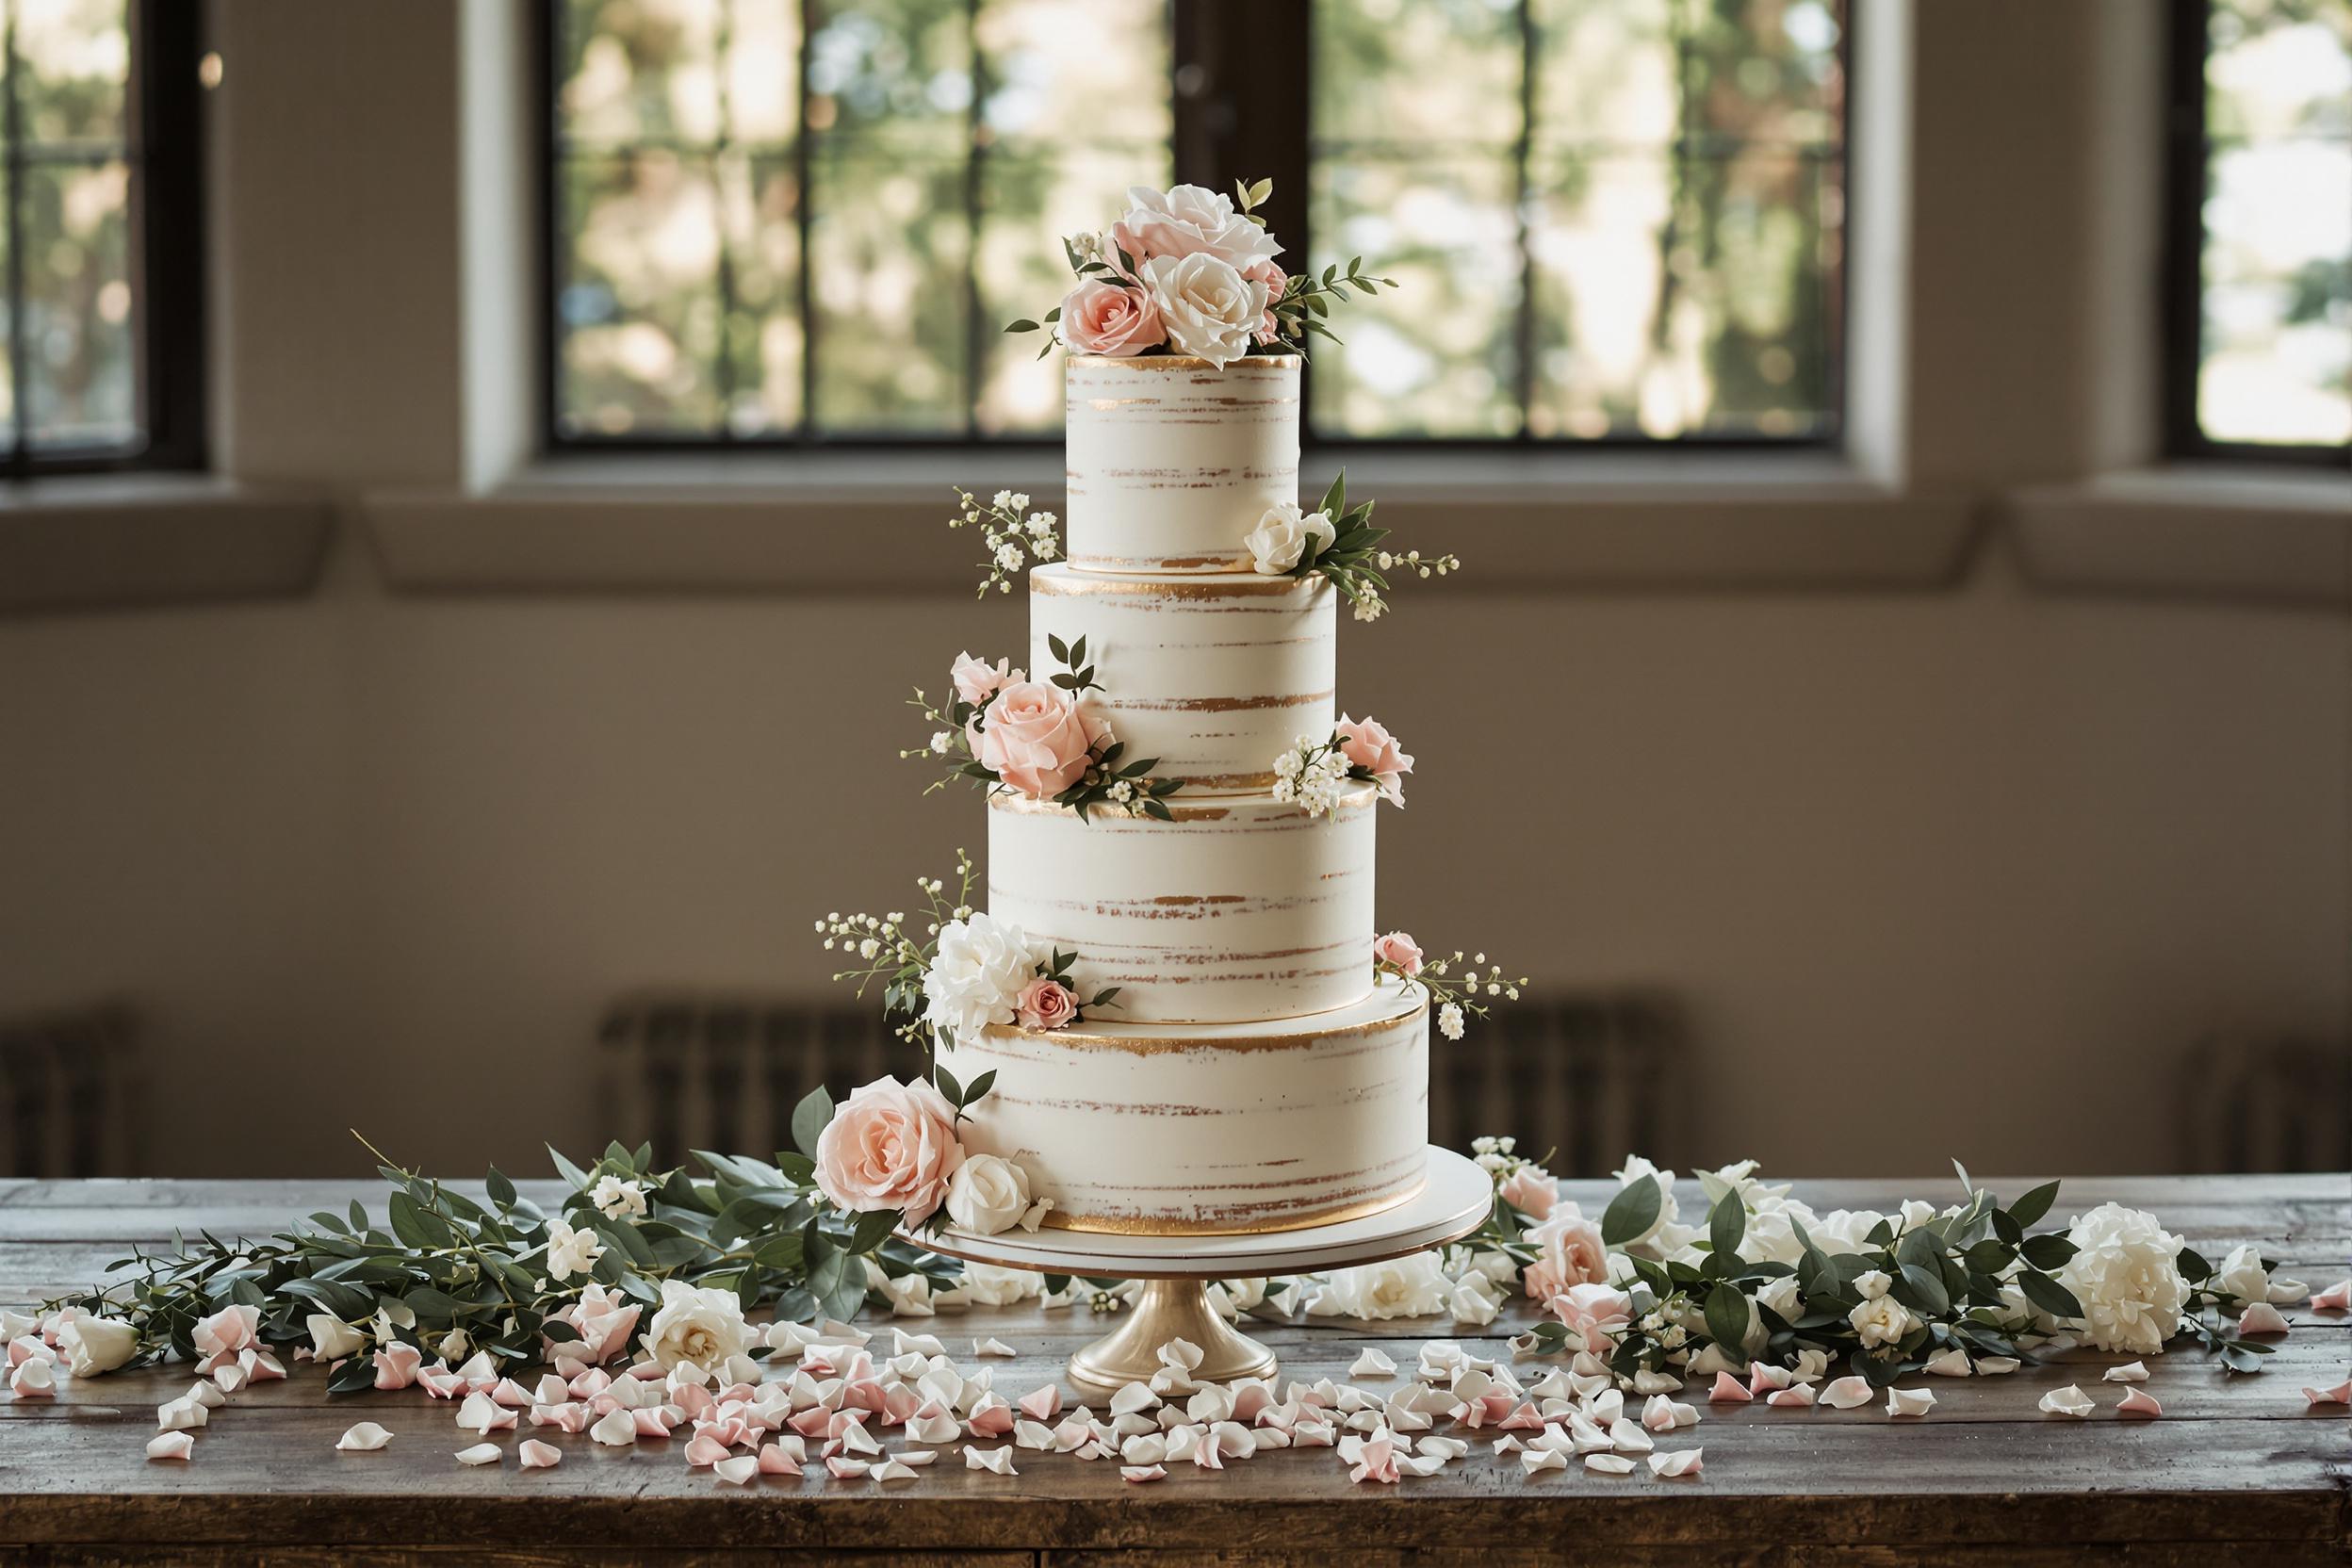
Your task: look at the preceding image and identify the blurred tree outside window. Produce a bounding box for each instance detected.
[0,0,199,472]
[2173,0,2352,458]
[548,0,1848,446]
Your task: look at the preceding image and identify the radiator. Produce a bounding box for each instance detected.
[0,1004,141,1178]
[598,992,1681,1178]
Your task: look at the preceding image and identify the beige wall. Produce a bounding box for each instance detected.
[0,0,2344,1181]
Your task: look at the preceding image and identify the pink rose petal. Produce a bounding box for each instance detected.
[1121,1463,1168,1483]
[630,1407,674,1439]
[1766,1384,1816,1409]
[454,1442,502,1466]
[2298,1377,2350,1407]
[1747,1364,1790,1395]
[517,1438,562,1468]
[2308,1280,2351,1312]
[825,1456,871,1479]
[758,1442,804,1475]
[1818,1376,1874,1410]
[1707,1371,1753,1404]
[684,1432,732,1467]
[1017,1384,1063,1422]
[372,1344,422,1391]
[2116,1387,2163,1417]
[2238,1301,2293,1337]
[713,1454,760,1485]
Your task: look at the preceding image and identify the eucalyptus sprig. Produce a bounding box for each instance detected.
[1271,253,1399,351]
[39,1132,950,1392]
[1290,470,1459,623]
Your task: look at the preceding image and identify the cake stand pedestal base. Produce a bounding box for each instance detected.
[906,1145,1492,1395]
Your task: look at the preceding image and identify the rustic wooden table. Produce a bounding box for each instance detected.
[0,1174,2344,1565]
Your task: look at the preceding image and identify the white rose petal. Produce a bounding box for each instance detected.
[1349,1347,1397,1379]
[1584,1451,1636,1475]
[336,1422,395,1452]
[145,1431,194,1461]
[1885,1386,1937,1417]
[455,1443,502,1466]
[2102,1360,2150,1382]
[2039,1384,2095,1417]
[963,1444,1019,1475]
[1648,1447,1705,1478]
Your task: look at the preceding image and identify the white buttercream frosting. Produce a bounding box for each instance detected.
[1063,355,1300,574]
[986,782,1378,1024]
[1031,564,1333,793]
[939,976,1429,1233]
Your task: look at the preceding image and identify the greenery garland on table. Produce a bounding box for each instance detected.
[38,1126,951,1392]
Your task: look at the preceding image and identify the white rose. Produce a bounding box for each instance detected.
[591,1175,648,1220]
[2213,1243,2270,1305]
[546,1217,604,1282]
[1854,1268,1892,1300]
[940,1262,1045,1308]
[1807,1209,1886,1255]
[1139,252,1266,368]
[1609,1156,1690,1256]
[1448,1274,1501,1326]
[57,1315,139,1376]
[1242,500,1335,576]
[1755,1275,1803,1324]
[1848,1294,1915,1349]
[1303,1250,1451,1320]
[304,1315,367,1363]
[944,1155,1033,1235]
[1899,1200,1938,1232]
[2055,1203,2191,1356]
[644,1280,752,1374]
[923,911,1037,1047]
[1740,1197,1815,1267]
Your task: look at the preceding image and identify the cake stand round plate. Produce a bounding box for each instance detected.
[902,1145,1492,1396]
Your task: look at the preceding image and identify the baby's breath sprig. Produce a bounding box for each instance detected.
[817,851,981,1049]
[1270,731,1360,818]
[949,486,1060,599]
[1380,950,1527,1043]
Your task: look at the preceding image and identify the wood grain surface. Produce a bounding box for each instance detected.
[0,1174,2344,1566]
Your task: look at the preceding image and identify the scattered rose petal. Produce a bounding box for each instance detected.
[454,1443,501,1466]
[1976,1356,2021,1375]
[1017,1384,1062,1423]
[532,1374,570,1405]
[155,1395,206,1431]
[1648,1447,1704,1478]
[2102,1362,2149,1383]
[1122,1463,1167,1483]
[713,1454,760,1485]
[964,1444,1018,1475]
[9,1360,56,1399]
[146,1431,194,1462]
[2299,1377,2350,1407]
[1885,1387,1936,1417]
[1519,1446,1568,1475]
[873,1459,920,1483]
[336,1422,395,1452]
[1922,1348,1972,1377]
[1349,1347,1397,1380]
[1747,1364,1790,1395]
[2040,1385,2095,1417]
[1766,1384,1816,1409]
[974,1338,1018,1359]
[1109,1382,1160,1417]
[1642,1395,1699,1431]
[825,1456,871,1479]
[1707,1371,1752,1404]
[1607,1417,1653,1454]
[2309,1280,2351,1312]
[372,1344,422,1391]
[1819,1376,1873,1410]
[2238,1302,2292,1337]
[589,1408,636,1446]
[518,1439,562,1469]
[2116,1388,2163,1417]
[1584,1451,1635,1475]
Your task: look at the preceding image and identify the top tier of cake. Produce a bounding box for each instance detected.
[1064,354,1300,575]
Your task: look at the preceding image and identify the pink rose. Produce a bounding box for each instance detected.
[971,679,1109,799]
[1109,183,1282,272]
[1016,976,1078,1030]
[1545,1281,1633,1351]
[546,1282,640,1369]
[1242,259,1285,344]
[1498,1164,1560,1223]
[812,1075,966,1224]
[1056,280,1164,357]
[1334,713,1413,807]
[951,651,1019,707]
[1523,1205,1609,1300]
[1372,930,1423,976]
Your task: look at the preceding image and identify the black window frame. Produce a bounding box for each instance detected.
[538,0,1849,457]
[0,0,205,479]
[2162,0,2352,468]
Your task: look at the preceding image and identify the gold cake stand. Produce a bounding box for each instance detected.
[906,1145,1494,1396]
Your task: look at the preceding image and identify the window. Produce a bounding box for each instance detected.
[2166,0,2351,461]
[544,0,1847,449]
[0,0,203,475]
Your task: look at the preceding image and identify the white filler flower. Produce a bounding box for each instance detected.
[2056,1202,2191,1356]
[923,911,1037,1046]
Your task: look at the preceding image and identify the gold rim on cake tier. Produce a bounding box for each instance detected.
[1042,1176,1428,1236]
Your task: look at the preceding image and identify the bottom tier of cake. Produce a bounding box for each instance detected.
[936,976,1429,1236]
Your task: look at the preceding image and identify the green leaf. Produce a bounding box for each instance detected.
[1317,470,1346,520]
[791,1086,834,1160]
[1708,1189,1747,1264]
[964,1070,996,1104]
[484,1168,516,1209]
[2017,1233,2077,1271]
[1599,1179,1662,1249]
[2008,1180,2061,1229]
[1703,1282,1751,1364]
[1047,632,1069,664]
[1005,318,1039,333]
[1897,1263,1950,1315]
[2017,1269,2082,1321]
[2175,1244,2213,1283]
[849,1208,901,1254]
[934,1064,964,1106]
[1951,1158,1973,1197]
